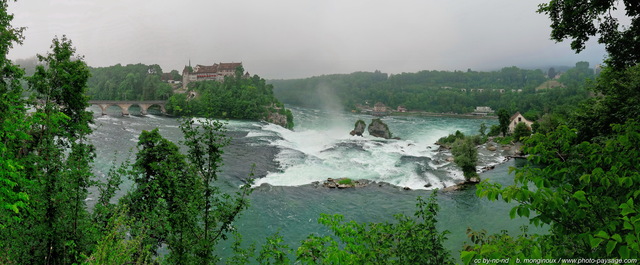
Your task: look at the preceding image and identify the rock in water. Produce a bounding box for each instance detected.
[267,112,288,128]
[368,118,392,139]
[350,119,366,136]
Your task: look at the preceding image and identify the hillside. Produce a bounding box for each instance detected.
[270,63,595,116]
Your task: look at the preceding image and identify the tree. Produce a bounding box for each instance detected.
[86,206,152,265]
[180,117,252,263]
[569,64,640,141]
[475,121,640,260]
[487,125,501,137]
[87,63,175,100]
[478,122,487,136]
[464,0,640,262]
[537,0,640,69]
[29,36,93,136]
[451,137,479,182]
[496,108,510,137]
[512,122,531,141]
[547,67,556,79]
[170,69,181,81]
[2,36,96,264]
[0,0,29,232]
[122,128,199,261]
[294,193,453,264]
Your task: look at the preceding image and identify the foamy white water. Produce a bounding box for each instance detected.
[252,108,498,190]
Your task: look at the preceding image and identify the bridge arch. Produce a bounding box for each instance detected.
[89,100,167,116]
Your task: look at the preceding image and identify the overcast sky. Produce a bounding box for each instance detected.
[8,0,608,79]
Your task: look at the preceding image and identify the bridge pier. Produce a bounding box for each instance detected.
[117,104,132,115]
[97,104,110,115]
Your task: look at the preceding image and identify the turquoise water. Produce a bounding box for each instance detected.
[88,105,538,260]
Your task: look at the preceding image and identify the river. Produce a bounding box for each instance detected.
[88,105,538,260]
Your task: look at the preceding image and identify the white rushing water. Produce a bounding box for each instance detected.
[249,108,503,190]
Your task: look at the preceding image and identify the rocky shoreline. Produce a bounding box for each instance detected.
[438,137,527,191]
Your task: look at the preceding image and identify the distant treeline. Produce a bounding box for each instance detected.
[86,63,178,101]
[270,63,595,116]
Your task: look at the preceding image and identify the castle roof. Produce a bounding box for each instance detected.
[218,62,242,71]
[194,64,218,74]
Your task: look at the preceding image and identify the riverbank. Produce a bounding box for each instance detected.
[366,110,498,119]
[432,136,525,191]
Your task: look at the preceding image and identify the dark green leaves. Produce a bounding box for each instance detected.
[538,0,640,69]
[292,192,453,265]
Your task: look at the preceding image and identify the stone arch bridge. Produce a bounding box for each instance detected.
[88,100,167,116]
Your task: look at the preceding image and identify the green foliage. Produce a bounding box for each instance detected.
[547,67,556,79]
[368,118,392,138]
[272,67,590,115]
[493,136,514,145]
[86,63,174,100]
[479,122,487,136]
[294,193,453,264]
[476,120,640,259]
[1,35,97,264]
[487,124,501,137]
[537,1,640,69]
[512,122,531,142]
[461,226,554,264]
[227,232,256,265]
[85,206,152,265]
[179,117,253,263]
[437,130,465,147]
[29,35,93,137]
[93,155,129,237]
[285,109,294,129]
[122,128,197,259]
[337,178,353,185]
[451,137,479,181]
[166,70,294,128]
[533,113,563,135]
[496,109,510,137]
[0,0,29,230]
[557,61,595,89]
[569,64,640,141]
[119,120,254,264]
[258,231,292,265]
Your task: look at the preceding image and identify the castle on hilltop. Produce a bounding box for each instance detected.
[181,61,249,89]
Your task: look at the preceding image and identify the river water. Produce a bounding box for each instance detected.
[88,105,537,260]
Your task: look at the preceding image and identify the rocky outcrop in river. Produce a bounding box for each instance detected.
[368,118,392,139]
[317,178,372,188]
[350,120,366,136]
[267,112,288,128]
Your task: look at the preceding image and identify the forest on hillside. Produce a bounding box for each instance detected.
[165,66,295,129]
[86,63,177,101]
[270,63,595,116]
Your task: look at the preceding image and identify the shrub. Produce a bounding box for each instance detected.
[513,122,532,141]
[488,125,501,137]
[437,130,465,146]
[451,137,479,181]
[337,178,353,185]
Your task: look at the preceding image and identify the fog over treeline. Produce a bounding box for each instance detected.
[7,0,606,79]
